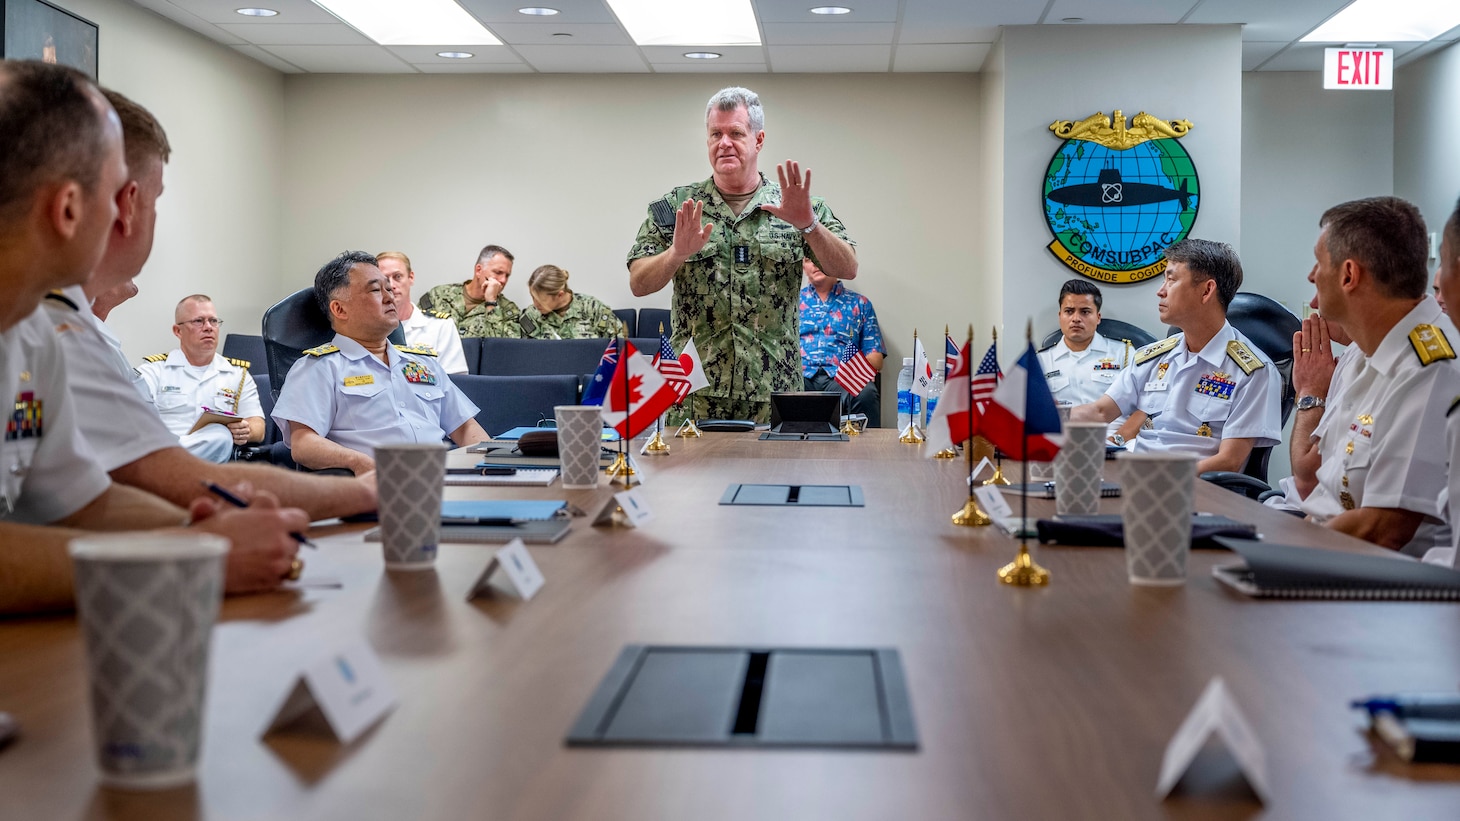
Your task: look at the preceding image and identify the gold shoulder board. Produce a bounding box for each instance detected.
[1225,339,1265,375]
[302,344,340,357]
[431,310,452,320]
[394,344,438,357]
[142,353,168,363]
[1133,336,1178,365]
[1408,324,1456,366]
[227,357,251,370]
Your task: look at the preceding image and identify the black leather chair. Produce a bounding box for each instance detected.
[1038,317,1160,352]
[638,308,671,339]
[459,337,484,375]
[449,373,581,437]
[613,308,637,338]
[221,333,267,374]
[261,288,406,401]
[478,338,616,377]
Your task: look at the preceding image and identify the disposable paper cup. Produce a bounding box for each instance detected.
[69,533,229,789]
[556,405,603,489]
[1056,422,1107,516]
[375,443,449,570]
[1118,452,1198,586]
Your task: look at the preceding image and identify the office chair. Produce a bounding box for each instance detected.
[261,288,406,402]
[638,308,671,339]
[459,337,484,374]
[478,338,617,377]
[613,308,638,338]
[448,373,581,436]
[221,333,268,374]
[1038,317,1160,352]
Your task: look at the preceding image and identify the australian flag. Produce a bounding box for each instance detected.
[580,341,619,406]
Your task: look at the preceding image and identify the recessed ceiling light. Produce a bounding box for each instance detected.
[684,51,722,59]
[1302,0,1460,42]
[517,7,560,15]
[437,51,474,59]
[607,0,760,46]
[311,0,502,45]
[235,7,279,16]
[809,6,851,14]
[1061,17,1084,23]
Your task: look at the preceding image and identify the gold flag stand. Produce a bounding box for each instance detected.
[996,319,1050,586]
[840,417,860,437]
[675,418,703,438]
[642,415,670,455]
[998,544,1050,586]
[950,325,990,527]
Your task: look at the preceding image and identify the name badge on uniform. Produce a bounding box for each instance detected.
[160,385,182,393]
[343,374,374,387]
[402,361,437,386]
[1194,371,1236,401]
[1045,370,1061,379]
[1143,380,1170,392]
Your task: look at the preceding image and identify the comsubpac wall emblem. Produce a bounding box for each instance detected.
[1043,110,1199,284]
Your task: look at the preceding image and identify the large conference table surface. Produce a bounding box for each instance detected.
[3,430,1460,820]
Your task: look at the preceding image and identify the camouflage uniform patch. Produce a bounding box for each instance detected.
[521,292,622,340]
[419,281,523,339]
[626,173,854,411]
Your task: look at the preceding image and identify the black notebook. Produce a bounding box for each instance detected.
[1212,537,1460,601]
[1036,514,1255,549]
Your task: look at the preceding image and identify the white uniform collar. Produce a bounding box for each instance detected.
[1189,321,1238,368]
[1367,297,1448,378]
[1050,333,1117,361]
[333,332,394,365]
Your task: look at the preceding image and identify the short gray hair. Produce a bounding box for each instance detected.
[706,87,763,134]
[314,250,377,316]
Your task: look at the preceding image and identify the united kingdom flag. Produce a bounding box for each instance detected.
[945,331,962,379]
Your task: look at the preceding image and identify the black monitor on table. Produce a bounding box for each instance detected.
[769,392,841,434]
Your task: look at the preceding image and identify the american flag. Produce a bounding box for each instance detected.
[970,341,1001,411]
[653,332,692,402]
[834,341,878,396]
[945,333,961,378]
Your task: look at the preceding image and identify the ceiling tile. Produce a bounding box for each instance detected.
[1044,0,1194,25]
[486,22,632,45]
[132,3,248,45]
[1255,41,1329,71]
[456,0,620,26]
[893,43,990,72]
[766,44,892,72]
[649,61,768,74]
[258,45,418,72]
[216,23,372,46]
[1184,0,1351,42]
[412,62,537,73]
[751,0,900,24]
[639,45,766,63]
[159,0,344,26]
[385,45,526,64]
[231,44,305,73]
[513,44,651,72]
[763,22,896,45]
[898,0,1040,44]
[1241,41,1287,71]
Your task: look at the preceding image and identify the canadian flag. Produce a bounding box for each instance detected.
[601,341,681,439]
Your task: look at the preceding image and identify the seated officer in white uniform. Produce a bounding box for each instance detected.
[136,295,264,463]
[1072,238,1283,473]
[1037,279,1136,440]
[1439,194,1460,567]
[376,250,468,374]
[1295,196,1460,556]
[273,251,490,475]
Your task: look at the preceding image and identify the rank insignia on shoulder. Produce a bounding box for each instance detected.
[1134,336,1178,365]
[1408,324,1455,366]
[142,353,168,363]
[1225,340,1264,375]
[303,344,340,357]
[649,198,676,229]
[393,344,438,357]
[431,310,452,320]
[226,357,251,370]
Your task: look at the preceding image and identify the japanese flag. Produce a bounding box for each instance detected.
[676,337,711,396]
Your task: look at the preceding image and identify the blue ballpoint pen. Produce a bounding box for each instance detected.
[1351,694,1460,720]
[202,481,317,549]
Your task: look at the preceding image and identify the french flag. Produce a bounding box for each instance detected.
[979,342,1064,462]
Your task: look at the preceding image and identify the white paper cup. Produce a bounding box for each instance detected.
[1056,422,1107,516]
[1118,452,1198,585]
[555,405,603,489]
[69,533,229,789]
[375,443,449,570]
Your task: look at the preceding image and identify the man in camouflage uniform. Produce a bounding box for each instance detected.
[419,244,525,338]
[627,86,858,424]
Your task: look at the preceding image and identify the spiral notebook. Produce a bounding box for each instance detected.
[1212,537,1460,601]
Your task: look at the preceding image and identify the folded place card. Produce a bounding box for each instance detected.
[467,538,545,601]
[1156,676,1270,803]
[973,485,1013,519]
[262,639,396,745]
[591,488,653,527]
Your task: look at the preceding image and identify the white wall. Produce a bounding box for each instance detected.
[995,25,1244,341]
[1395,42,1460,249]
[48,0,286,359]
[279,73,984,423]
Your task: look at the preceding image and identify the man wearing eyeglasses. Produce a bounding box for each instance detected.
[135,295,264,462]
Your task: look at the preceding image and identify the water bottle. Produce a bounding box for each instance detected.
[925,359,944,425]
[896,357,915,431]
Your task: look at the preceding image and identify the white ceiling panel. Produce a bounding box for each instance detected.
[639,45,767,63]
[1045,0,1197,25]
[1186,0,1350,42]
[650,61,769,74]
[902,0,1045,28]
[1241,41,1288,71]
[160,0,344,25]
[230,44,305,73]
[486,22,633,45]
[217,23,372,46]
[385,45,526,64]
[131,2,249,45]
[1255,41,1329,71]
[893,43,991,72]
[763,22,897,45]
[752,0,901,24]
[514,44,651,72]
[258,45,418,72]
[456,0,621,26]
[767,44,892,72]
[412,62,537,73]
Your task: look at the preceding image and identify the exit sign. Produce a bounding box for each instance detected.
[1324,48,1393,90]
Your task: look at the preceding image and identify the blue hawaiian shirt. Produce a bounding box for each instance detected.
[798,282,886,378]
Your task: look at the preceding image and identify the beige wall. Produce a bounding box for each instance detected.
[280,73,985,421]
[49,0,285,359]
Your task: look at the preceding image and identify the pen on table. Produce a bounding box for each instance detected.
[1351,695,1460,720]
[201,482,317,549]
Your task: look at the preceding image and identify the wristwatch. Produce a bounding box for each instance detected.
[799,222,817,235]
[1296,395,1326,411]
[484,300,499,307]
[1109,434,1125,447]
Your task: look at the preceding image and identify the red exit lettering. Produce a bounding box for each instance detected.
[1336,50,1383,86]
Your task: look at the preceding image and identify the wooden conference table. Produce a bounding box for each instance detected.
[3,431,1459,820]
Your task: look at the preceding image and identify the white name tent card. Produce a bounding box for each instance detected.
[973,485,1012,519]
[467,538,545,602]
[1156,677,1270,804]
[262,639,396,744]
[591,488,654,528]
